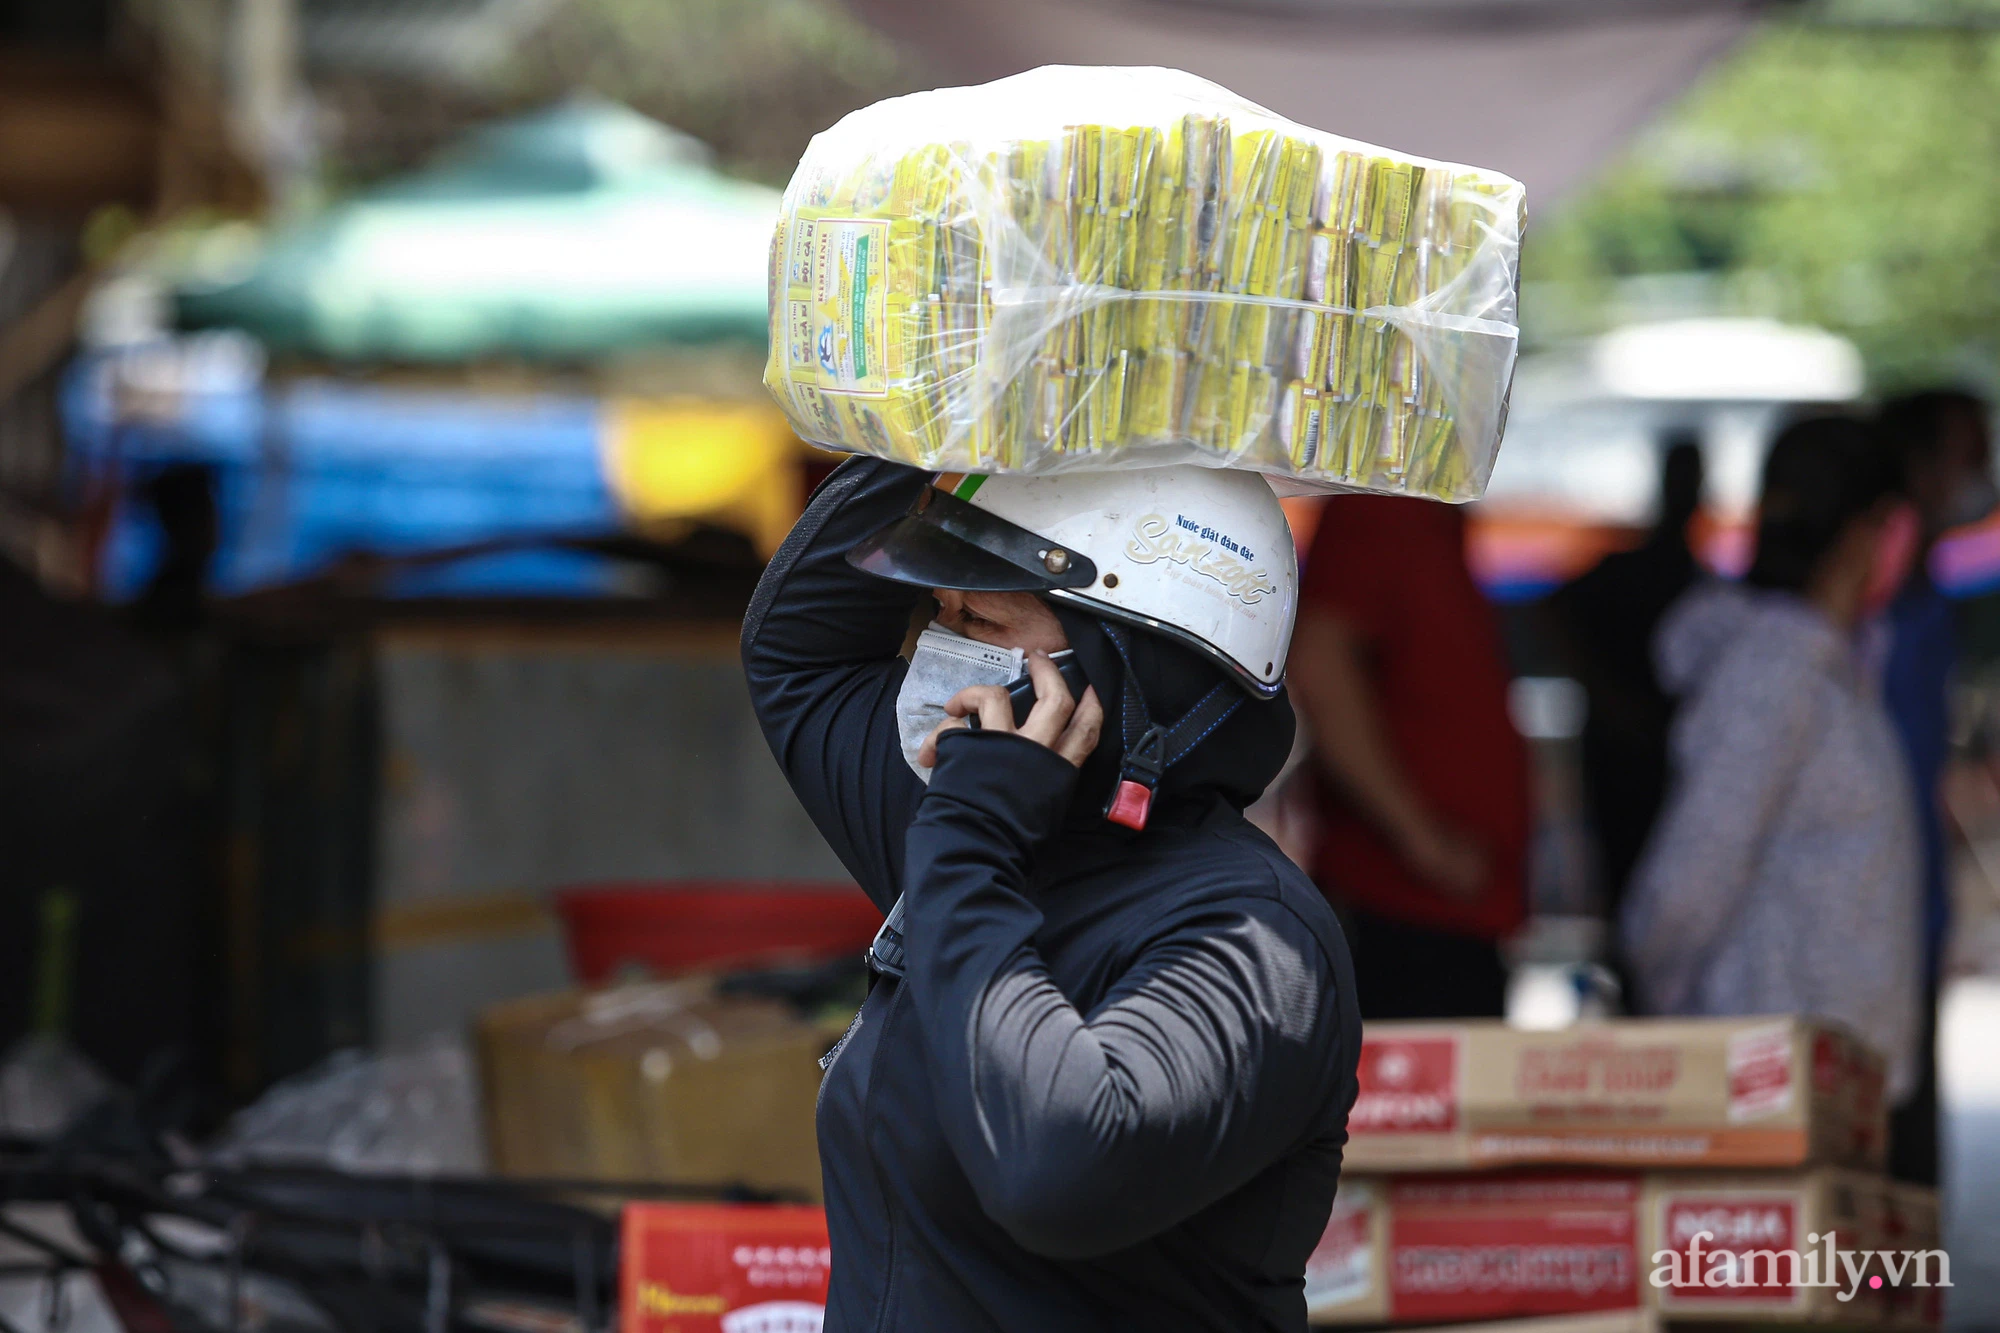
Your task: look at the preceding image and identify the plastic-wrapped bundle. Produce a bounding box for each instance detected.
[764,66,1525,500]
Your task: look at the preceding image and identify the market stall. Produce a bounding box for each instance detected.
[51,101,845,1081]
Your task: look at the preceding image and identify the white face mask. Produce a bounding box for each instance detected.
[895,623,1024,782]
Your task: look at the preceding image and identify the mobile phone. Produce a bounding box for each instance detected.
[1007,650,1088,726]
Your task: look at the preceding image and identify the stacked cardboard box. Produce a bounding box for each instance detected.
[1306,1174,1644,1325]
[476,977,831,1201]
[620,1203,830,1333]
[1311,1018,1939,1328]
[1307,1170,1945,1326]
[1343,1017,1887,1173]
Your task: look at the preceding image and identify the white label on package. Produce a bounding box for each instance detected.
[807,217,888,397]
[1726,1022,1796,1123]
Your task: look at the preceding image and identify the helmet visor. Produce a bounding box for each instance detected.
[846,486,1099,593]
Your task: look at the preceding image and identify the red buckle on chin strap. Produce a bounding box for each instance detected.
[1104,779,1155,831]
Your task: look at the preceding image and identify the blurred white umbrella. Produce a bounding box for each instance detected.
[1591,317,1866,402]
[1485,317,1865,522]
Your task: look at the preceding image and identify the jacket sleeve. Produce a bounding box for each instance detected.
[903,729,1344,1260]
[1620,642,1818,1012]
[741,456,932,912]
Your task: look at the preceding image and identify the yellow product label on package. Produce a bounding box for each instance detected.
[787,381,844,446]
[786,300,815,375]
[806,216,890,397]
[787,215,818,290]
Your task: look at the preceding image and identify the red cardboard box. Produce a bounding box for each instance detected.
[620,1203,829,1333]
[1644,1171,1944,1326]
[1309,1171,1940,1327]
[1883,1182,1945,1330]
[1346,1018,1886,1173]
[1391,1313,1664,1333]
[1306,1174,1643,1324]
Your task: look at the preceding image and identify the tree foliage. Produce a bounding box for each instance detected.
[1527,23,2000,390]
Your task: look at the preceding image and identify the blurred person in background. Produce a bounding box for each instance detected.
[1288,493,1531,1019]
[1622,416,1922,1103]
[130,463,220,637]
[1876,389,1993,1183]
[1550,433,1705,934]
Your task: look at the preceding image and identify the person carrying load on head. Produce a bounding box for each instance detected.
[741,460,1361,1332]
[744,60,1530,1332]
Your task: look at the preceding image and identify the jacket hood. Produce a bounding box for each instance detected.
[1654,580,1844,698]
[1050,601,1295,829]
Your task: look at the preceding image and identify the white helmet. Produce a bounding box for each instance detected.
[848,465,1298,696]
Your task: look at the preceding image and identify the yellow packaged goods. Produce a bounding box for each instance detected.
[1346,1017,1888,1173]
[476,978,830,1200]
[764,66,1525,501]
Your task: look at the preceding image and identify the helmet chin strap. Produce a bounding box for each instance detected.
[1100,623,1243,831]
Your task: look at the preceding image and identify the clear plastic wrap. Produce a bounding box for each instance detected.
[207,1037,486,1176]
[0,1035,110,1140]
[764,66,1525,500]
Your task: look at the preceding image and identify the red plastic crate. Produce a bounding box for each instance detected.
[554,882,882,983]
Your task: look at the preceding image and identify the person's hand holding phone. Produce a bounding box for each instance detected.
[917,650,1103,770]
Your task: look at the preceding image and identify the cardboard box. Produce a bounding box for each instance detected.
[1390,1312,1663,1333]
[1309,1171,1935,1327]
[1880,1183,1944,1330]
[1307,1174,1645,1324]
[1346,1018,1887,1173]
[1642,1170,1909,1324]
[620,1203,828,1333]
[1305,1178,1385,1321]
[477,978,828,1200]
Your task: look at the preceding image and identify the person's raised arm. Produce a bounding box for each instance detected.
[900,687,1352,1259]
[741,457,932,910]
[1288,609,1487,898]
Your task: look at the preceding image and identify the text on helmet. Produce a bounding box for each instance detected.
[1126,514,1277,606]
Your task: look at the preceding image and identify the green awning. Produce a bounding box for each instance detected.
[175,100,779,361]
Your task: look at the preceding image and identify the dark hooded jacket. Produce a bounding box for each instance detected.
[741,457,1361,1332]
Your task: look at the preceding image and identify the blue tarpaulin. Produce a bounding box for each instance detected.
[65,353,624,598]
